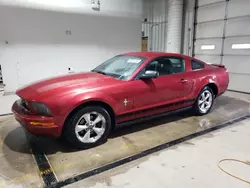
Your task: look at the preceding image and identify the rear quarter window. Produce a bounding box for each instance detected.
[191,60,205,70]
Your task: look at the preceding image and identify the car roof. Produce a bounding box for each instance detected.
[121,52,192,59]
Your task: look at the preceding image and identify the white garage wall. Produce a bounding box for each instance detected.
[0,0,143,93]
[0,0,142,18]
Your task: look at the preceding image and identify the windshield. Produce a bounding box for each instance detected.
[91,55,147,80]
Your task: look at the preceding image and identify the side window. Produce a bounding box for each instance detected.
[191,60,205,70]
[144,57,185,77]
[146,60,158,71]
[163,57,185,74]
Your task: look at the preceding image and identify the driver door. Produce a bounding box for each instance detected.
[132,56,193,118]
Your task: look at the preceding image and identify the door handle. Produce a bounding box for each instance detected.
[180,78,188,83]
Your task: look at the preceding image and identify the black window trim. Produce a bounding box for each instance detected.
[133,56,186,80]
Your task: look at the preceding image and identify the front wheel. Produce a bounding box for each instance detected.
[63,106,112,149]
[193,86,214,115]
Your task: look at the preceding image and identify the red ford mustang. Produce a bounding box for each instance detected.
[12,52,229,148]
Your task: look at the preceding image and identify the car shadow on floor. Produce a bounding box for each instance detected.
[110,111,193,138]
[4,110,195,155]
[109,96,234,138]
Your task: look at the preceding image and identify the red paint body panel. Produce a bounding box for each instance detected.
[11,52,229,137]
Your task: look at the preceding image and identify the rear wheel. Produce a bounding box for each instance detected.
[193,86,214,115]
[63,106,112,149]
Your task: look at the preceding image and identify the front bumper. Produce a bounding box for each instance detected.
[11,100,61,137]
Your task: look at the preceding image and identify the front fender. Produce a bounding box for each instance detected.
[58,90,117,123]
[72,91,117,111]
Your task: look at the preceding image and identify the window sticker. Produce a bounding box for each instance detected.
[127,59,142,63]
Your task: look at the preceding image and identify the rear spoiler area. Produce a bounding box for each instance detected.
[211,64,225,68]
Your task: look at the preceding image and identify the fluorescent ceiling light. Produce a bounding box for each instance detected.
[232,43,250,49]
[201,45,215,50]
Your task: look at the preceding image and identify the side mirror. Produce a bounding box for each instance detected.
[139,70,159,79]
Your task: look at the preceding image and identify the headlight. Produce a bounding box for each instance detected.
[31,102,52,117]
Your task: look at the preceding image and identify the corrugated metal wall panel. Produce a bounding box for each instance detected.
[196,2,226,23]
[228,73,250,93]
[223,37,250,56]
[183,0,195,56]
[195,39,222,55]
[141,0,168,52]
[222,56,250,75]
[225,17,250,37]
[194,0,250,93]
[195,55,221,64]
[198,0,224,7]
[227,0,250,18]
[196,21,224,38]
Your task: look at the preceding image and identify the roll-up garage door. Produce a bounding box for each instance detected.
[193,0,250,93]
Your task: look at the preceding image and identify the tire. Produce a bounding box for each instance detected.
[193,86,215,116]
[63,106,112,149]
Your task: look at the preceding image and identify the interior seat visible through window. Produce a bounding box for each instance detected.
[156,59,172,76]
[142,57,185,78]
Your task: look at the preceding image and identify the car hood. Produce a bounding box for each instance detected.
[16,72,119,100]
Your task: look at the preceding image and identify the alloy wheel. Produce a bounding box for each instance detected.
[75,111,106,143]
[198,90,213,113]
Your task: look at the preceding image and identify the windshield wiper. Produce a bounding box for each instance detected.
[92,70,121,79]
[91,70,107,75]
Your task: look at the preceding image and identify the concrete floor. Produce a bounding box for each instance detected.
[0,116,42,188]
[40,94,250,181]
[0,91,249,188]
[68,118,250,188]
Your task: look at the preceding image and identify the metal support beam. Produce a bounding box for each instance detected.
[192,0,198,57]
[220,0,229,64]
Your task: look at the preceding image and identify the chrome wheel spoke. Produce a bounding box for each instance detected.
[92,114,102,125]
[82,130,91,142]
[83,113,91,124]
[201,92,205,100]
[201,103,205,109]
[93,127,104,135]
[205,93,210,101]
[198,100,204,105]
[76,125,87,132]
